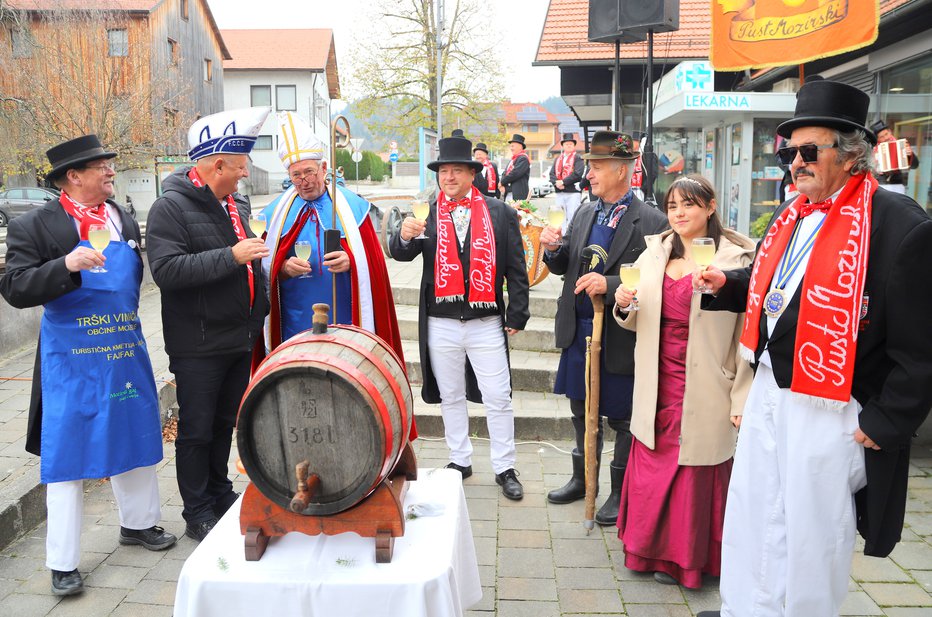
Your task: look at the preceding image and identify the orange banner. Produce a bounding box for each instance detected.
[711,0,879,71]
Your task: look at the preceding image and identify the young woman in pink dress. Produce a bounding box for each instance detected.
[613,174,755,588]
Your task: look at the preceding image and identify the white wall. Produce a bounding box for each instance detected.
[224,69,333,193]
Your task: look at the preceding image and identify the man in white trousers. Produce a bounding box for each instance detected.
[695,79,932,616]
[548,132,585,230]
[390,135,530,499]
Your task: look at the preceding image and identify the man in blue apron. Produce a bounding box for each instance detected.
[540,131,669,525]
[0,135,176,596]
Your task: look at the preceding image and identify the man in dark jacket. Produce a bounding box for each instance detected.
[549,132,585,230]
[500,133,530,201]
[390,136,530,499]
[0,135,176,596]
[695,80,932,617]
[473,142,499,199]
[540,131,668,526]
[146,107,271,542]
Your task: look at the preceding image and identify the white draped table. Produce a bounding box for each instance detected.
[173,468,482,617]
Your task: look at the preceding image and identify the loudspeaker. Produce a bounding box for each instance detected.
[587,0,645,44]
[587,0,679,43]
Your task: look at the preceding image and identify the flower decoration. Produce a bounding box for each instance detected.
[509,199,546,228]
[612,134,635,157]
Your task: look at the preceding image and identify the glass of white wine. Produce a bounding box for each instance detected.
[619,263,640,311]
[546,208,565,245]
[692,237,715,294]
[87,223,109,273]
[411,200,430,239]
[294,240,312,279]
[249,213,266,237]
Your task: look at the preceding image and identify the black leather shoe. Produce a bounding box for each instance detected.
[444,462,473,479]
[119,525,178,551]
[185,518,219,542]
[51,568,84,596]
[653,571,678,585]
[696,612,721,617]
[495,469,524,500]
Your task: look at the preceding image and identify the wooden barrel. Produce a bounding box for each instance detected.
[237,320,413,516]
[521,223,551,287]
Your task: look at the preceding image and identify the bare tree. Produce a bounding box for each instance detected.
[0,6,193,182]
[347,0,506,152]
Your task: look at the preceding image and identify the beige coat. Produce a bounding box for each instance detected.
[614,228,756,466]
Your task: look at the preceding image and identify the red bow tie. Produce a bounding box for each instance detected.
[440,196,471,215]
[799,199,832,218]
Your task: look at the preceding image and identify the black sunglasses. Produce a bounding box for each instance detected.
[775,143,837,165]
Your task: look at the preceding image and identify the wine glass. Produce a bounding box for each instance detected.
[546,208,565,245]
[294,240,312,279]
[87,223,110,273]
[619,263,640,311]
[692,237,715,294]
[249,213,267,237]
[411,200,430,239]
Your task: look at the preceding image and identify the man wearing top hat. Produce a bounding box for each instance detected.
[500,133,531,201]
[146,107,272,542]
[472,141,499,199]
[549,132,585,230]
[0,135,176,596]
[389,136,530,499]
[870,119,920,195]
[695,80,932,616]
[539,131,668,526]
[259,112,404,369]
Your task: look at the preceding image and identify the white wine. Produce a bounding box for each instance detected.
[620,265,641,289]
[249,217,266,235]
[547,208,565,228]
[693,242,715,268]
[294,242,312,261]
[88,227,110,251]
[412,201,430,220]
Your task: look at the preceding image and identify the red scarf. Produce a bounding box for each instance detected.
[482,160,497,192]
[555,151,576,180]
[188,168,255,307]
[267,205,320,349]
[631,157,643,189]
[434,190,497,308]
[504,151,528,176]
[59,191,108,240]
[740,172,876,404]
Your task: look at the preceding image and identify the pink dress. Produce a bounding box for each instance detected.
[616,273,731,589]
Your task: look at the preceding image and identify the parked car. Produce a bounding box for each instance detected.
[529,177,554,199]
[282,178,293,191]
[0,187,60,226]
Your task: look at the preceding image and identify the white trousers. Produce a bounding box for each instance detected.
[720,364,867,617]
[46,464,161,571]
[427,316,516,474]
[554,192,582,232]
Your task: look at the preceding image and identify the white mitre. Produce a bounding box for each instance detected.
[278,112,326,169]
[187,106,271,161]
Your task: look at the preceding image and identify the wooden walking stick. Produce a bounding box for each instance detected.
[581,245,607,533]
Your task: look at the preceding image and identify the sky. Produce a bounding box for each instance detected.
[205,0,561,105]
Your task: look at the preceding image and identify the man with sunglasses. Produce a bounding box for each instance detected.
[695,80,932,616]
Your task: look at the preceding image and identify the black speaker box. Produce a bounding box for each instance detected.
[588,0,679,43]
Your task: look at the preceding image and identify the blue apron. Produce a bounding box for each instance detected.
[554,222,634,420]
[39,236,162,483]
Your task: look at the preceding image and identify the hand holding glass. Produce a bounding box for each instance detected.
[87,224,109,273]
[249,213,266,236]
[294,241,312,279]
[546,208,565,245]
[619,263,640,311]
[692,237,715,294]
[411,200,430,239]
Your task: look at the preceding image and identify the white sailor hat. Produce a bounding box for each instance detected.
[187,106,271,161]
[277,112,326,169]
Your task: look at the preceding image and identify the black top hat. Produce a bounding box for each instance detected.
[428,137,484,173]
[507,134,527,147]
[870,119,889,134]
[777,80,876,145]
[451,129,465,138]
[473,142,490,155]
[560,132,577,145]
[46,135,116,181]
[581,131,639,160]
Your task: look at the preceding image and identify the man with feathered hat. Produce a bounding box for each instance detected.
[259,112,404,367]
[146,107,272,543]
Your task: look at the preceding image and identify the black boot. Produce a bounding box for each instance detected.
[595,461,625,525]
[547,450,596,504]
